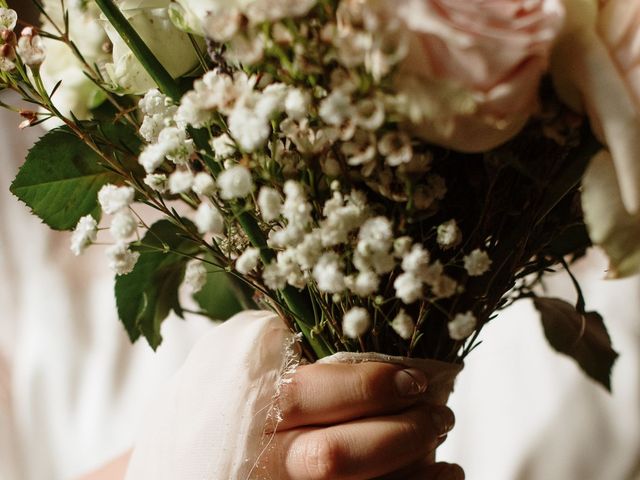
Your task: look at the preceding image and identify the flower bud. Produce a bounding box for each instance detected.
[17,33,46,67]
[1,28,17,46]
[0,43,15,61]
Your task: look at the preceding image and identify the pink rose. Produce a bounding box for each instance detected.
[393,0,565,152]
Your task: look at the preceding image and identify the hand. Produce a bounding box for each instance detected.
[262,361,464,480]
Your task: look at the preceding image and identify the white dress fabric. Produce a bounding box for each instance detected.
[1,103,639,479]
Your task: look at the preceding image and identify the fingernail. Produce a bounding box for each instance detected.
[394,368,428,397]
[430,406,455,437]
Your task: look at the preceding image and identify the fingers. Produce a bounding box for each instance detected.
[272,404,455,480]
[273,362,430,431]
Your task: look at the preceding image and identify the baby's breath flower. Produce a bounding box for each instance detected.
[437,219,462,249]
[341,130,377,166]
[393,236,413,258]
[211,133,236,159]
[236,247,260,275]
[195,202,224,235]
[109,210,138,241]
[225,34,264,66]
[184,260,207,293]
[98,185,135,215]
[157,126,194,165]
[313,252,346,294]
[391,309,415,340]
[394,272,423,304]
[106,242,139,276]
[192,172,216,196]
[431,275,458,299]
[319,89,353,126]
[70,215,97,256]
[448,311,477,340]
[168,169,194,194]
[258,186,283,222]
[345,270,380,297]
[144,173,168,193]
[464,249,492,277]
[229,105,271,151]
[139,144,167,174]
[284,88,311,120]
[263,261,287,290]
[217,165,254,199]
[401,244,430,275]
[343,307,371,339]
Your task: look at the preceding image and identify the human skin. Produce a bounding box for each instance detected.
[79,362,463,480]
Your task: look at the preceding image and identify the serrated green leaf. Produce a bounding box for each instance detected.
[193,271,244,321]
[10,126,120,230]
[115,220,200,349]
[534,297,618,392]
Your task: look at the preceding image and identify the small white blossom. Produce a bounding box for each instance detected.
[236,247,260,275]
[285,88,310,120]
[226,34,264,66]
[319,89,353,126]
[293,230,323,270]
[139,89,174,117]
[184,260,207,293]
[98,184,135,215]
[192,172,216,196]
[341,130,376,166]
[401,244,430,275]
[258,187,283,222]
[168,170,195,194]
[263,261,287,290]
[448,311,477,340]
[0,8,17,31]
[437,219,462,249]
[379,132,413,167]
[16,29,46,67]
[229,106,271,151]
[354,97,385,130]
[256,83,288,118]
[144,173,168,193]
[432,275,458,299]
[70,215,97,256]
[157,126,194,165]
[391,309,415,340]
[106,242,139,276]
[345,270,380,297]
[218,165,254,199]
[343,307,371,339]
[211,133,236,159]
[195,202,224,235]
[394,272,423,304]
[313,252,345,294]
[139,144,167,173]
[463,249,492,277]
[109,210,137,240]
[357,216,394,255]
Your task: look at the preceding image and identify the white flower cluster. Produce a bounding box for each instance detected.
[0,10,46,73]
[97,184,140,275]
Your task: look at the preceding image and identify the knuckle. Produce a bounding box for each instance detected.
[402,409,433,447]
[302,432,344,480]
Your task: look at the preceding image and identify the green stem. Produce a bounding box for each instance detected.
[93,0,333,359]
[94,0,183,102]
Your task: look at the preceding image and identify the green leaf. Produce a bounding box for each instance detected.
[10,127,120,230]
[115,220,199,349]
[193,270,244,321]
[533,297,618,391]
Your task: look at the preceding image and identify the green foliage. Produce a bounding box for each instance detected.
[10,127,120,230]
[193,269,244,321]
[115,220,200,349]
[534,297,618,391]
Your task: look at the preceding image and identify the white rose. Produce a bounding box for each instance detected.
[103,4,203,94]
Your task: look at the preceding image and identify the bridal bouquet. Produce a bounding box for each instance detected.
[1,0,636,392]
